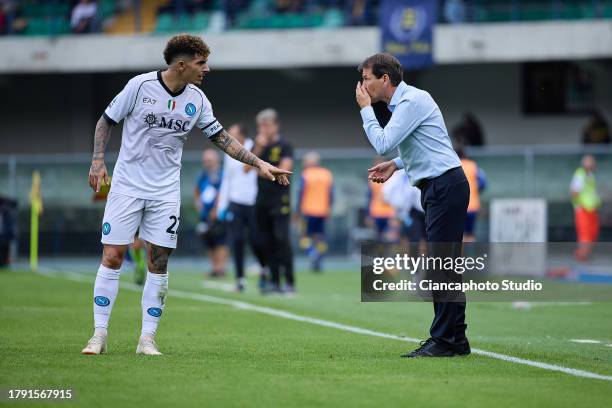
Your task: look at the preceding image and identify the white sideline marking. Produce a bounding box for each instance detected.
[201,280,236,292]
[529,302,592,307]
[41,270,612,382]
[570,339,602,344]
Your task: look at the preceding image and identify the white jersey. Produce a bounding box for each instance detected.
[217,138,258,212]
[104,70,223,201]
[383,171,424,216]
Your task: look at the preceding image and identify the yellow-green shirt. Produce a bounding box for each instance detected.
[571,168,601,211]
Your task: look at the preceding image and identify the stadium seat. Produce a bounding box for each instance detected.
[520,7,552,21]
[55,18,72,35]
[174,13,193,31]
[192,12,210,31]
[291,13,311,28]
[99,0,116,19]
[24,18,51,36]
[235,13,267,29]
[604,0,612,16]
[248,0,273,15]
[21,3,46,18]
[155,13,174,33]
[269,14,289,29]
[321,8,345,28]
[309,13,324,27]
[51,3,71,18]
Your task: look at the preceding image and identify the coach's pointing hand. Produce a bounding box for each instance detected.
[367,160,398,184]
[89,159,110,193]
[257,160,292,186]
[355,81,371,109]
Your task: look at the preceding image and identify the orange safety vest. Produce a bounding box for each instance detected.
[368,181,395,218]
[300,166,334,217]
[461,158,481,212]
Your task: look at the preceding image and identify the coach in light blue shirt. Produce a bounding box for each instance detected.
[356,53,471,359]
[359,78,461,187]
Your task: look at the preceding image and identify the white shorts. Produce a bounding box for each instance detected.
[101,192,181,249]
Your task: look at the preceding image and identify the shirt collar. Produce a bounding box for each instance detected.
[388,81,409,112]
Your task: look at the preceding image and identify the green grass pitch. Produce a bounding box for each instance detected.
[1,268,611,407]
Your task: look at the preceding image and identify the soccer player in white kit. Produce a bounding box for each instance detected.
[82,34,290,355]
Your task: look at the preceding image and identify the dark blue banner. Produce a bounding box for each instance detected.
[380,0,438,70]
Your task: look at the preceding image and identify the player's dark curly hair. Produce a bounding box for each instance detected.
[358,53,403,86]
[163,34,211,65]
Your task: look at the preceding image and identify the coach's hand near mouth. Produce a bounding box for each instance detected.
[355,81,371,109]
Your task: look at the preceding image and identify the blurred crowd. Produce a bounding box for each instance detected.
[2,0,610,36]
[0,0,107,35]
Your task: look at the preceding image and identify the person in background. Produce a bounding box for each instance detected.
[571,155,602,261]
[582,111,610,145]
[453,113,485,147]
[275,0,303,13]
[0,196,17,268]
[249,108,295,294]
[217,124,263,292]
[0,4,6,35]
[71,0,98,34]
[346,0,376,26]
[128,238,147,285]
[366,157,395,242]
[456,147,486,242]
[444,0,466,24]
[298,151,334,272]
[195,149,228,278]
[382,171,426,253]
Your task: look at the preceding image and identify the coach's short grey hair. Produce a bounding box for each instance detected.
[256,108,279,124]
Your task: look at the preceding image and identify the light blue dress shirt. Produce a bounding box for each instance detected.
[360,81,461,186]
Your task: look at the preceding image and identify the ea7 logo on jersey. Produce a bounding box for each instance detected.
[160,116,190,132]
[143,97,157,105]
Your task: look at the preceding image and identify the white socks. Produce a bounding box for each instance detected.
[93,264,120,331]
[92,266,169,339]
[141,271,168,337]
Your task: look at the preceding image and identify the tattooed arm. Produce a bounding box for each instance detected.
[210,129,259,167]
[210,129,291,186]
[88,115,113,193]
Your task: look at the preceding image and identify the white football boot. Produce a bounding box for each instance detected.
[136,336,163,356]
[81,334,107,355]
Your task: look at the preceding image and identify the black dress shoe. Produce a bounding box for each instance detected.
[401,338,457,358]
[454,339,471,356]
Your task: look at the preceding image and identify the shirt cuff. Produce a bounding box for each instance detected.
[393,157,405,170]
[359,106,376,122]
[103,112,117,126]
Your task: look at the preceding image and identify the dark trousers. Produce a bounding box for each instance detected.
[227,202,265,279]
[419,167,470,347]
[255,204,294,286]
